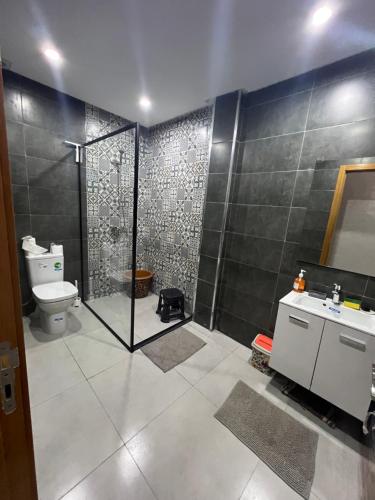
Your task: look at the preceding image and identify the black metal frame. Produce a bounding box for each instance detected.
[78,123,191,353]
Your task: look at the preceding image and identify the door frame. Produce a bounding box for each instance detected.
[0,66,38,499]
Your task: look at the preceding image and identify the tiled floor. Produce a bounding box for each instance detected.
[86,292,182,346]
[24,306,373,500]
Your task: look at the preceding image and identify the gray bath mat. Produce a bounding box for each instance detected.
[141,327,206,372]
[215,380,318,499]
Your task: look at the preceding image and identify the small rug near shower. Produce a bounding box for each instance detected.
[215,380,318,500]
[141,327,206,372]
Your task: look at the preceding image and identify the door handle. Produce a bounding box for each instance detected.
[0,341,19,415]
[339,333,366,352]
[289,314,309,327]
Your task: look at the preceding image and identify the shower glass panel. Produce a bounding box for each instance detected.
[80,124,137,349]
[79,122,192,351]
[133,131,192,346]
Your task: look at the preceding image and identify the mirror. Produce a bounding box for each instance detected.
[299,161,375,276]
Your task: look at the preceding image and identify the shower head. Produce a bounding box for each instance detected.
[110,150,125,167]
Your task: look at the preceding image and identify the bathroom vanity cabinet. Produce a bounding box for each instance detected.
[270,292,375,421]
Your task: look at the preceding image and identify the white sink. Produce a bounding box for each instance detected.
[281,291,375,336]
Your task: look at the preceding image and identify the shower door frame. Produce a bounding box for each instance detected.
[78,122,191,353]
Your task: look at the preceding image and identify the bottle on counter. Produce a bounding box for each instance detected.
[293,269,306,293]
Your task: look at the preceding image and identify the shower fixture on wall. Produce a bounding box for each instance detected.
[110,149,125,167]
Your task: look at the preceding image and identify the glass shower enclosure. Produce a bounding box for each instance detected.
[79,123,191,351]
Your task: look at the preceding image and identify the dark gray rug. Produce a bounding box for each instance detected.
[215,380,318,499]
[141,327,206,372]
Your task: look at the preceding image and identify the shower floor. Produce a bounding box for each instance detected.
[86,292,182,346]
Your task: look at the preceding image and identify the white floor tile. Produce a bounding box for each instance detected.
[62,446,156,500]
[31,381,122,500]
[311,435,371,500]
[89,353,191,442]
[23,306,103,351]
[65,327,130,378]
[233,344,253,362]
[86,292,182,343]
[26,341,84,407]
[186,322,240,353]
[67,305,104,336]
[127,388,258,500]
[174,336,230,385]
[23,314,65,350]
[196,352,274,408]
[240,461,303,500]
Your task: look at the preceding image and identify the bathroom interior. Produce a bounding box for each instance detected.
[1,1,375,500]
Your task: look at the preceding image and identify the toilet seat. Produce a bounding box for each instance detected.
[32,281,78,304]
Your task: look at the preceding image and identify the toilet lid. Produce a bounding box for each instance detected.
[32,282,78,303]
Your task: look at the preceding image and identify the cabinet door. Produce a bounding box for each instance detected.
[270,304,325,389]
[311,321,375,421]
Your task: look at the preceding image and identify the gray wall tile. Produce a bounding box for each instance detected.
[27,157,78,190]
[210,142,232,173]
[29,187,79,216]
[232,171,296,206]
[12,185,29,214]
[238,133,303,173]
[212,92,238,143]
[227,205,289,240]
[6,121,24,155]
[299,119,375,170]
[9,154,27,185]
[307,71,375,130]
[242,91,311,140]
[200,229,220,258]
[203,202,224,231]
[205,173,228,202]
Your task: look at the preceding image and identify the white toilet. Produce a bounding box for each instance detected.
[25,252,78,335]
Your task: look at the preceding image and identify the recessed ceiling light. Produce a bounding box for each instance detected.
[311,6,333,26]
[42,47,63,65]
[139,96,152,110]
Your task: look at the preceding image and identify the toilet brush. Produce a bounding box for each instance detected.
[74,280,81,307]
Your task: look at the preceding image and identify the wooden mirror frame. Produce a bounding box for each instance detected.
[320,163,375,265]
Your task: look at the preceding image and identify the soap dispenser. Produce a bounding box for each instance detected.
[293,269,306,293]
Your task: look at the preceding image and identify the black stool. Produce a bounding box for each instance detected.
[156,288,185,323]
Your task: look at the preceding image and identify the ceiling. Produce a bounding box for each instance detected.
[1,0,375,126]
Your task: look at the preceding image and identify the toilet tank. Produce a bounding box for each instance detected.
[25,253,64,286]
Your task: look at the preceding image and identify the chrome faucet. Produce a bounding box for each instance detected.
[332,283,341,304]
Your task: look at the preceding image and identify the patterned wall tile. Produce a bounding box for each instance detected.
[84,104,212,309]
[137,107,212,310]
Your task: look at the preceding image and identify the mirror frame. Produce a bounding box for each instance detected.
[320,162,375,265]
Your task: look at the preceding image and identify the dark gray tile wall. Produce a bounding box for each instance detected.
[217,48,375,347]
[3,70,85,314]
[195,91,240,328]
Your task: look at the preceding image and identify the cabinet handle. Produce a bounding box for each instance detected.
[339,334,366,352]
[289,314,309,327]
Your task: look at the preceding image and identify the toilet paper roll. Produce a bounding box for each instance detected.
[22,236,48,255]
[51,244,63,255]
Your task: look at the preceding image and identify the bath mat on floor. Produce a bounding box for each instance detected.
[215,380,318,499]
[141,327,206,372]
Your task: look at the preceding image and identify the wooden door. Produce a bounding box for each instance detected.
[0,64,38,499]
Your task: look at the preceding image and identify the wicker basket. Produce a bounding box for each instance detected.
[124,269,154,299]
[250,334,273,375]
